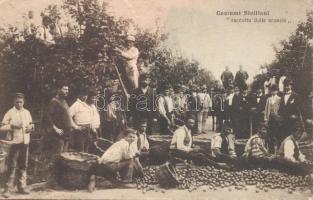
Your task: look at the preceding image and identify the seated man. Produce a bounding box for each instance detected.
[211,123,237,164]
[277,119,313,175]
[130,120,150,164]
[169,115,216,166]
[243,123,276,168]
[88,128,144,192]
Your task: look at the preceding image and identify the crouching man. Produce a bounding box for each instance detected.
[0,93,34,198]
[243,123,277,168]
[277,119,313,175]
[169,115,215,166]
[211,122,237,165]
[131,120,150,165]
[87,128,144,192]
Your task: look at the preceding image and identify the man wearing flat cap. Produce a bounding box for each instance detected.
[115,35,140,92]
[1,93,34,197]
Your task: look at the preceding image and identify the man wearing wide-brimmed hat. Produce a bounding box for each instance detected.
[115,35,140,92]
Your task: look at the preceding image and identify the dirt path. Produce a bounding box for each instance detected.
[1,186,312,200]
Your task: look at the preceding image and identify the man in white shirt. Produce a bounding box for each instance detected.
[196,85,212,134]
[115,35,140,91]
[88,128,143,192]
[86,88,101,138]
[278,119,313,175]
[211,123,237,164]
[169,116,216,166]
[158,84,175,135]
[1,93,34,198]
[130,120,150,165]
[69,88,93,152]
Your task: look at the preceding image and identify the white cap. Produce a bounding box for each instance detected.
[126,35,135,41]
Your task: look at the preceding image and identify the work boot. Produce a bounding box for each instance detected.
[2,189,10,198]
[88,175,96,193]
[18,187,30,195]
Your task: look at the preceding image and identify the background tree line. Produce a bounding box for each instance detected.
[252,11,313,118]
[0,0,216,122]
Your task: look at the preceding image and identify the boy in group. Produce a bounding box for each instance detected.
[1,93,34,198]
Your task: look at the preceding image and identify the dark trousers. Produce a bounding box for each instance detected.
[159,116,172,135]
[237,114,250,139]
[5,144,29,190]
[169,149,216,166]
[73,127,92,153]
[90,158,143,182]
[267,115,280,153]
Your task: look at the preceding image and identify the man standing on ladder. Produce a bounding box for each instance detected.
[114,35,140,92]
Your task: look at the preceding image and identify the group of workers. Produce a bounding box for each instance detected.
[0,68,312,197]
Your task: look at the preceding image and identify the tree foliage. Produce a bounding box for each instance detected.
[252,11,313,117]
[0,0,216,118]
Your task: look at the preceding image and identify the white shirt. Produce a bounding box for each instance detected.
[264,81,270,95]
[279,76,286,92]
[69,99,92,125]
[36,26,55,45]
[1,107,33,144]
[90,104,100,129]
[284,93,291,105]
[170,125,192,152]
[121,46,139,73]
[130,133,150,156]
[283,138,305,162]
[158,96,174,117]
[211,133,236,157]
[226,93,235,106]
[198,93,212,111]
[99,139,132,164]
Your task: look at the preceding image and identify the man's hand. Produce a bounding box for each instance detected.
[114,47,122,53]
[25,125,34,133]
[53,126,64,136]
[166,118,172,126]
[11,124,23,130]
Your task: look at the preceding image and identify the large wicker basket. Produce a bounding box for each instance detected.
[235,139,248,157]
[0,140,13,175]
[91,138,113,156]
[193,138,211,154]
[148,135,171,164]
[156,162,179,188]
[0,151,7,174]
[299,142,313,161]
[57,152,98,189]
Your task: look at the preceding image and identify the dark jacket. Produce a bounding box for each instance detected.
[278,92,300,120]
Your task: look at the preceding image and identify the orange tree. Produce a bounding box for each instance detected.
[0,0,216,119]
[252,11,313,117]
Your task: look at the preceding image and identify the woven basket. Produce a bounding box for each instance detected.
[58,165,90,190]
[156,162,179,188]
[148,135,172,164]
[0,140,13,174]
[59,152,98,171]
[300,142,313,161]
[193,138,211,154]
[235,139,248,157]
[57,152,98,190]
[0,151,7,174]
[91,138,113,156]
